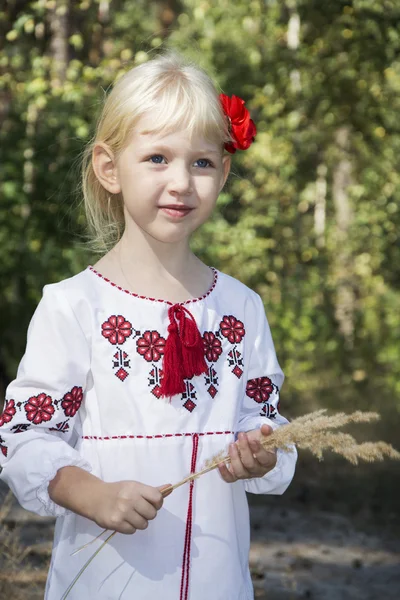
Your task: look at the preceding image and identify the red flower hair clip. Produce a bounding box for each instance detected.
[219,93,257,154]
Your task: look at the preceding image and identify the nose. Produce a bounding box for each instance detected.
[166,162,192,196]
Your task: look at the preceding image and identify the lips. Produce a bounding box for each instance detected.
[159,205,193,218]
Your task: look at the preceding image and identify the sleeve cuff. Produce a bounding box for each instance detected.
[36,455,92,517]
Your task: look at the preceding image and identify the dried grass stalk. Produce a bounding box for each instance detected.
[64,409,400,599]
[164,410,400,493]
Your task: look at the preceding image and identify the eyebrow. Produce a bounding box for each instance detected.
[139,143,221,156]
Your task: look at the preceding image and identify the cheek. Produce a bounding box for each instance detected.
[196,176,221,198]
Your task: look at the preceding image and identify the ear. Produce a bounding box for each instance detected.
[92,143,121,194]
[219,154,231,192]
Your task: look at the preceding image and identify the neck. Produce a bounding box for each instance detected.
[116,224,196,280]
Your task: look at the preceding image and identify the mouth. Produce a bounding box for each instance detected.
[159,205,193,218]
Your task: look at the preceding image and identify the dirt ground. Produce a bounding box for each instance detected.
[1,476,399,600]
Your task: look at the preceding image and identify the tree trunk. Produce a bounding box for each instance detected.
[48,0,69,87]
[332,127,355,347]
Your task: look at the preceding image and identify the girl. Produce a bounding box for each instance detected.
[0,52,297,600]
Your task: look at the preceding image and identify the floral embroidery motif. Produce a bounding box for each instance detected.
[220,315,245,344]
[0,399,16,427]
[61,386,83,417]
[113,348,131,381]
[204,366,219,398]
[24,393,55,424]
[218,315,246,380]
[102,315,133,345]
[182,381,197,412]
[137,330,166,363]
[0,436,7,457]
[149,366,164,398]
[203,332,222,362]
[246,377,274,403]
[246,377,280,418]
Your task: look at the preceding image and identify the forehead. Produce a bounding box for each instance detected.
[131,114,223,153]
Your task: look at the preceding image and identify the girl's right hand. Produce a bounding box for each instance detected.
[91,480,171,534]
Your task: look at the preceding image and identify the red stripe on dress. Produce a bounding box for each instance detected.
[81,431,233,440]
[180,433,199,600]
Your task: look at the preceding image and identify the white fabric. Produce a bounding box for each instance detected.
[0,267,297,600]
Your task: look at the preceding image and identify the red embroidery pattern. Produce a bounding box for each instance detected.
[202,331,222,362]
[0,436,7,457]
[246,377,273,403]
[0,399,16,427]
[89,266,218,307]
[10,423,30,434]
[61,386,83,417]
[82,430,233,440]
[49,420,70,433]
[137,331,166,362]
[149,365,164,398]
[227,348,244,379]
[180,433,199,600]
[182,381,197,412]
[101,315,133,345]
[24,393,55,424]
[1,385,84,436]
[220,315,245,344]
[113,348,131,381]
[261,403,278,419]
[204,366,219,398]
[246,377,280,418]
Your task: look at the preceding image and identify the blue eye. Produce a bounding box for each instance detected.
[149,155,165,164]
[195,158,212,168]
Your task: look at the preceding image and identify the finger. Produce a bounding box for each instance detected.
[249,439,277,470]
[142,485,164,510]
[260,423,273,437]
[158,484,173,499]
[229,442,251,479]
[128,512,149,531]
[116,521,137,535]
[236,432,258,471]
[218,462,237,483]
[134,496,158,521]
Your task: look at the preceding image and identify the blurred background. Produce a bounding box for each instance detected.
[0,0,399,598]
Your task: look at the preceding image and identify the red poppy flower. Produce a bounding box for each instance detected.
[137,330,166,362]
[203,332,222,362]
[101,315,132,345]
[220,94,257,154]
[61,386,83,418]
[0,399,16,427]
[246,377,273,403]
[24,393,55,424]
[220,315,245,344]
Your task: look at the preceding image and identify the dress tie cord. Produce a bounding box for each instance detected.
[160,305,207,398]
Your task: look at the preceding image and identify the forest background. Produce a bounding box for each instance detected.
[1,0,400,542]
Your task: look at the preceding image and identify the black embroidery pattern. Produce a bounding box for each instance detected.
[181,381,198,412]
[148,365,164,399]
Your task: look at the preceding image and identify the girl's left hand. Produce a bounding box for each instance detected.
[218,424,277,483]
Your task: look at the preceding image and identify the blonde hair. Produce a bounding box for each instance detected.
[82,52,230,252]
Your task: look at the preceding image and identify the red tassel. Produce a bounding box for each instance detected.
[160,305,208,398]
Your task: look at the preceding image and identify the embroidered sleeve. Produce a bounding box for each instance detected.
[239,293,297,495]
[0,284,91,517]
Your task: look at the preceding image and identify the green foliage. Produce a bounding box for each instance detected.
[0,0,399,412]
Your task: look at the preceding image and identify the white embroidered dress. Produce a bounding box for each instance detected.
[0,267,297,600]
